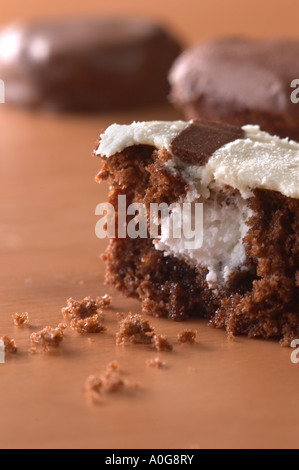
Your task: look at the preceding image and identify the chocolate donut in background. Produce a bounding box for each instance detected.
[169,37,299,141]
[0,17,182,112]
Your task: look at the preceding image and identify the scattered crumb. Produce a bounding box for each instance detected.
[86,390,100,404]
[12,312,29,326]
[78,279,85,285]
[70,314,106,334]
[85,374,103,394]
[187,367,197,373]
[177,329,197,344]
[106,360,120,371]
[116,312,125,320]
[85,361,140,404]
[152,334,173,352]
[97,372,124,393]
[85,362,125,402]
[227,331,235,341]
[116,313,155,345]
[62,296,102,320]
[0,335,17,353]
[30,325,64,352]
[96,294,112,309]
[146,357,165,368]
[86,390,100,405]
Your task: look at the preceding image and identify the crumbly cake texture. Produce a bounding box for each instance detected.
[70,315,106,334]
[0,336,17,353]
[116,313,155,345]
[146,357,166,368]
[30,325,65,352]
[12,312,29,326]
[177,329,197,344]
[62,296,107,334]
[62,296,110,320]
[96,120,299,346]
[169,38,299,140]
[152,335,173,352]
[84,361,140,403]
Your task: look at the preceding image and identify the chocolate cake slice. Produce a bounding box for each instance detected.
[95,120,299,345]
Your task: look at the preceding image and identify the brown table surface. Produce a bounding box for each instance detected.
[0,0,299,450]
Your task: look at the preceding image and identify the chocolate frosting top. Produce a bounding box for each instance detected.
[169,37,299,117]
[170,120,245,165]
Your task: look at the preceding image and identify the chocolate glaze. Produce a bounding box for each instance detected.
[170,120,245,165]
[0,17,181,112]
[169,37,299,140]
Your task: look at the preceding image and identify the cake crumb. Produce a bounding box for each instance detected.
[30,325,64,352]
[152,334,173,351]
[0,335,17,353]
[12,312,29,327]
[177,329,197,344]
[106,360,120,371]
[85,374,103,394]
[62,296,102,320]
[116,312,126,320]
[85,362,125,401]
[227,331,235,341]
[70,314,105,334]
[96,294,112,309]
[86,391,100,404]
[116,313,155,345]
[146,357,165,368]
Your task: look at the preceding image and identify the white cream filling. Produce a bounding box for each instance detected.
[155,189,253,286]
[97,121,299,285]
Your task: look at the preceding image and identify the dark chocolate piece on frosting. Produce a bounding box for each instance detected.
[0,17,181,112]
[170,121,245,165]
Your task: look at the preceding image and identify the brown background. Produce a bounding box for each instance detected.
[0,0,299,449]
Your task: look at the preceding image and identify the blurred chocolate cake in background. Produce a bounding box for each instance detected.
[0,17,181,112]
[169,37,299,140]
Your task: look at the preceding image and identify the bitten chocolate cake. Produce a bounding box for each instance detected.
[169,38,299,140]
[95,120,299,345]
[0,17,181,111]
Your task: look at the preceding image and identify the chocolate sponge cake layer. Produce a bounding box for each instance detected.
[95,121,299,345]
[169,38,299,140]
